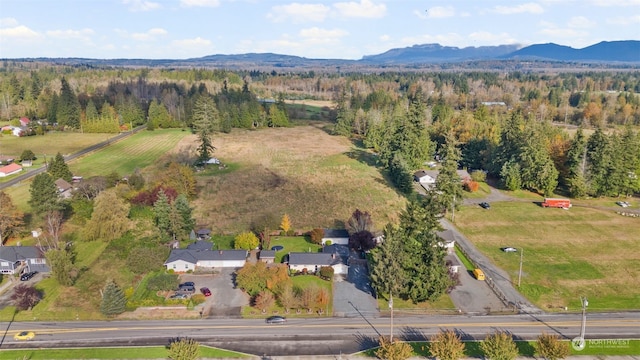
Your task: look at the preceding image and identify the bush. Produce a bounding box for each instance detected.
[480,331,519,360]
[463,179,480,192]
[429,329,465,360]
[470,170,487,182]
[309,228,324,244]
[319,266,334,280]
[536,333,570,360]
[167,337,200,360]
[375,336,414,360]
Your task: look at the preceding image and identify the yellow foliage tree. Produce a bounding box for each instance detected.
[280,213,292,235]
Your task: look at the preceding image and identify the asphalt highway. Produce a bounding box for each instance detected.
[1,312,638,356]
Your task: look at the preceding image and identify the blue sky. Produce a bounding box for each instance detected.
[0,0,638,60]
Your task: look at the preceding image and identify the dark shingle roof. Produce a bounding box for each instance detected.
[323,229,349,238]
[0,246,42,262]
[259,250,276,259]
[288,252,340,266]
[187,240,213,251]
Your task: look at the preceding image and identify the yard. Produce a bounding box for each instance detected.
[455,201,640,311]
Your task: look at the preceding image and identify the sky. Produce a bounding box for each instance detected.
[0,0,639,60]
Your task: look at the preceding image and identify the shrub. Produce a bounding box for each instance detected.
[480,331,519,360]
[470,170,487,182]
[309,228,324,244]
[375,336,414,360]
[429,329,465,360]
[11,285,42,311]
[536,332,570,360]
[463,179,480,192]
[167,337,200,360]
[319,266,334,280]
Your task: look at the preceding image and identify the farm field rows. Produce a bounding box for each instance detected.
[455,201,640,311]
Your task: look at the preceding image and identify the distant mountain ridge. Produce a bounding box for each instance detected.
[6,40,639,68]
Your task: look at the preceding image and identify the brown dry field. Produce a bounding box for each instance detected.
[284,99,333,108]
[183,124,406,234]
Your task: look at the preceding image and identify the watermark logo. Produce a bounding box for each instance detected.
[572,338,630,352]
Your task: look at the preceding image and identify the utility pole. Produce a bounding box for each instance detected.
[451,194,456,222]
[389,293,394,342]
[518,248,524,287]
[580,296,588,340]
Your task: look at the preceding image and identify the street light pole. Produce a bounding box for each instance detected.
[518,248,524,287]
[580,296,588,340]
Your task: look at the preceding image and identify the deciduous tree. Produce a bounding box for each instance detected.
[11,285,42,311]
[45,247,76,286]
[429,329,466,360]
[84,189,131,241]
[480,331,519,360]
[0,191,23,245]
[234,231,259,250]
[280,213,292,235]
[375,336,414,360]
[167,338,200,360]
[535,333,570,360]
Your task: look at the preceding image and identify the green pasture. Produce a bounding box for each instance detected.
[456,201,640,310]
[0,345,250,359]
[69,129,189,177]
[0,132,113,158]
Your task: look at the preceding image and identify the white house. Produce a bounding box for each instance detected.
[413,170,436,185]
[445,254,462,274]
[321,229,349,245]
[436,230,456,254]
[0,163,22,177]
[288,252,347,275]
[164,241,247,272]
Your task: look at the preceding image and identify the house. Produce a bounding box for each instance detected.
[413,170,436,185]
[445,254,462,274]
[436,230,456,254]
[164,241,247,272]
[259,250,276,264]
[321,229,349,245]
[287,251,347,275]
[196,228,211,241]
[55,178,73,198]
[0,246,50,275]
[0,163,22,177]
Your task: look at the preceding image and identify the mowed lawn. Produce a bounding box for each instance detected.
[455,201,640,311]
[192,125,407,233]
[69,129,191,177]
[0,131,113,158]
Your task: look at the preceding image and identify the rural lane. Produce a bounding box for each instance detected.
[0,126,145,191]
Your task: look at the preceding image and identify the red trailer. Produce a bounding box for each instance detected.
[542,198,572,209]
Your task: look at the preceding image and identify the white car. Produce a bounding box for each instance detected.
[616,201,630,208]
[501,247,517,252]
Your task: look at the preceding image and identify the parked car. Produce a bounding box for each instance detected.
[200,287,212,297]
[501,247,517,253]
[265,316,286,324]
[170,293,189,299]
[177,286,195,294]
[13,331,35,341]
[479,202,491,209]
[616,201,631,208]
[20,271,37,281]
[180,282,195,287]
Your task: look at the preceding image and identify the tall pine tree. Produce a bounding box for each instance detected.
[100,280,126,317]
[56,77,81,129]
[29,173,62,216]
[48,152,73,182]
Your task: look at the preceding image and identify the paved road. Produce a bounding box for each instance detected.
[2,312,638,356]
[0,126,145,190]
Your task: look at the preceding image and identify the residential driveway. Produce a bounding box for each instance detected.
[179,268,249,318]
[448,253,511,314]
[440,218,542,314]
[333,249,378,318]
[0,273,45,311]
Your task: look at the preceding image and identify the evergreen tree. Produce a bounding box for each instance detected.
[615,127,640,196]
[174,194,195,235]
[85,99,99,121]
[56,77,81,128]
[389,153,414,195]
[148,100,173,128]
[369,224,406,303]
[48,152,73,182]
[29,173,62,216]
[192,95,219,165]
[565,128,589,198]
[435,132,464,215]
[154,189,172,238]
[100,280,126,317]
[586,127,611,196]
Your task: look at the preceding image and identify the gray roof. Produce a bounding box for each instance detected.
[55,178,72,191]
[196,228,211,235]
[164,249,247,265]
[187,240,213,251]
[322,244,338,254]
[0,246,43,262]
[259,250,276,259]
[288,252,340,266]
[436,230,456,243]
[323,229,349,238]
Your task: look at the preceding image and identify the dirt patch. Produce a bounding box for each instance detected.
[284,99,334,108]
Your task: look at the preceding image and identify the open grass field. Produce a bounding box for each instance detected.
[69,129,190,177]
[455,201,640,311]
[191,125,407,233]
[0,132,114,158]
[0,345,250,359]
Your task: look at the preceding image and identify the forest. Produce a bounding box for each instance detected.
[1,62,639,200]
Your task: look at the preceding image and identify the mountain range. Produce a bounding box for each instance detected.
[8,40,639,69]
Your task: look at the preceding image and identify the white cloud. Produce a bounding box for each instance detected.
[122,0,161,12]
[606,15,640,25]
[589,0,640,6]
[538,21,589,40]
[426,6,455,18]
[379,34,390,42]
[0,18,19,27]
[493,3,544,14]
[400,33,465,47]
[468,31,518,45]
[333,0,386,18]
[131,28,168,41]
[299,27,348,42]
[171,37,213,48]
[268,3,330,23]
[568,16,596,28]
[180,0,220,7]
[46,28,94,40]
[0,25,40,40]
